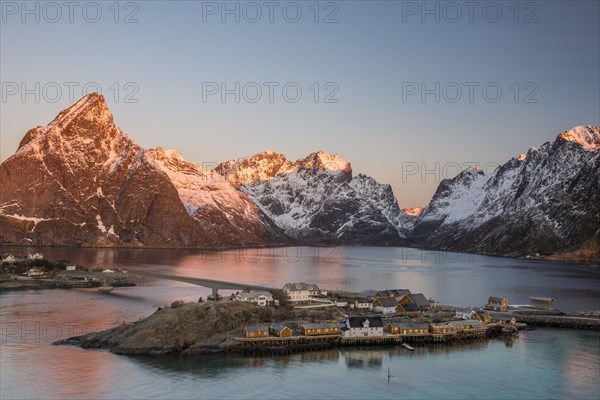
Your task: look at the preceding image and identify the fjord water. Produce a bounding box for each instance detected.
[1,247,599,399]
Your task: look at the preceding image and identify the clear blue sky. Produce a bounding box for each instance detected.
[1,0,599,207]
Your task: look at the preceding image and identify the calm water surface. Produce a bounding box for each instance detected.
[1,246,599,399]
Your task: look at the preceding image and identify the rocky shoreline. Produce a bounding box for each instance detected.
[53,300,600,357]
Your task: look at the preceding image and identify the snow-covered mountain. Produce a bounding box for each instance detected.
[147,147,286,244]
[1,94,597,259]
[0,94,284,247]
[0,93,404,247]
[217,151,412,244]
[412,125,600,259]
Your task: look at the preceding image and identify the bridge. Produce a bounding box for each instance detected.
[139,273,275,298]
[65,271,275,296]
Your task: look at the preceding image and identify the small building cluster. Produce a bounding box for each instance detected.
[243,315,489,339]
[369,289,432,315]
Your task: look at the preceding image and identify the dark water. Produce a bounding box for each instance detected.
[1,246,599,399]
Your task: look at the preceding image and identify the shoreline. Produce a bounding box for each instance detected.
[52,300,600,358]
[2,243,598,265]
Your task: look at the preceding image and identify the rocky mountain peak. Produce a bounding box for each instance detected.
[295,151,351,174]
[150,146,185,161]
[557,125,600,151]
[15,92,125,169]
[215,150,296,187]
[402,207,424,217]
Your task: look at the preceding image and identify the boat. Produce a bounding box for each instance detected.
[401,343,415,351]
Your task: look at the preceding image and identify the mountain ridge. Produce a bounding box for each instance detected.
[1,94,598,260]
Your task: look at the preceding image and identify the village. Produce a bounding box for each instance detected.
[228,283,560,351]
[0,253,134,291]
[4,252,598,355]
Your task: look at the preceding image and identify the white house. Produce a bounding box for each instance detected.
[334,300,348,307]
[282,283,312,302]
[342,316,384,337]
[102,269,115,273]
[354,298,372,310]
[27,253,44,260]
[235,291,273,307]
[372,297,399,314]
[455,307,475,320]
[66,265,78,271]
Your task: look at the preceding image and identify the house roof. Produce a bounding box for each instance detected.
[355,298,370,304]
[283,282,320,292]
[238,291,273,298]
[488,296,506,303]
[431,322,454,328]
[347,316,384,328]
[245,325,269,332]
[449,321,465,329]
[302,322,339,330]
[388,322,429,330]
[449,320,484,329]
[377,289,411,297]
[374,297,399,307]
[270,324,290,332]
[398,303,421,313]
[407,293,430,307]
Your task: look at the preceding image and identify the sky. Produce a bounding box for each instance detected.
[1,0,599,207]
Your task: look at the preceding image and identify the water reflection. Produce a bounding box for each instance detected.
[2,246,598,311]
[1,286,599,399]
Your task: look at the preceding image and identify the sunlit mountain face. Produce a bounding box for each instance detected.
[1,94,598,260]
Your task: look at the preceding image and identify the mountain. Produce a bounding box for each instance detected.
[0,93,402,248]
[146,147,287,244]
[217,151,412,244]
[412,125,600,259]
[0,94,284,248]
[1,94,597,260]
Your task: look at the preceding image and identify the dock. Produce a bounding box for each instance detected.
[235,326,503,355]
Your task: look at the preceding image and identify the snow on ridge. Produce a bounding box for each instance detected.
[147,147,260,222]
[558,125,600,151]
[296,151,351,173]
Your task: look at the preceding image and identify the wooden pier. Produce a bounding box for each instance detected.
[235,326,503,355]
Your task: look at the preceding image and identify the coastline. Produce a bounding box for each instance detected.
[2,243,598,265]
[52,300,600,358]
